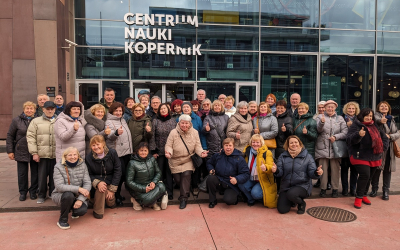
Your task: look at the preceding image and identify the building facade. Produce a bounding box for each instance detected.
[1,0,400,138]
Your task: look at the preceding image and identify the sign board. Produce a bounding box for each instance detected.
[47,87,56,92]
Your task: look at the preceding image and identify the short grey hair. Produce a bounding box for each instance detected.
[197,89,206,95]
[151,96,161,102]
[236,101,249,109]
[37,94,50,101]
[179,114,192,122]
[317,101,326,106]
[290,93,301,100]
[248,101,257,106]
[201,98,211,109]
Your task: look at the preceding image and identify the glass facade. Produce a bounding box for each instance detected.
[74,0,400,120]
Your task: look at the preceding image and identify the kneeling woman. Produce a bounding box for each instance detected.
[85,135,122,219]
[240,134,277,207]
[273,135,323,214]
[126,142,168,211]
[52,147,91,230]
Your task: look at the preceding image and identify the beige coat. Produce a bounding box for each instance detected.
[26,115,57,159]
[165,124,204,174]
[226,113,253,152]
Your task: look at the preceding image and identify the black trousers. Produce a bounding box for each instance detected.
[341,157,358,192]
[277,186,307,214]
[354,165,378,198]
[17,159,38,195]
[206,175,238,205]
[59,192,87,223]
[173,170,192,201]
[191,159,207,189]
[38,158,56,199]
[371,150,391,191]
[157,155,173,196]
[116,154,131,198]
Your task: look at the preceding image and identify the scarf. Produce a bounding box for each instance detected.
[345,114,355,122]
[259,113,268,117]
[135,114,145,120]
[97,152,105,159]
[69,115,79,121]
[288,147,302,158]
[386,115,392,128]
[362,121,383,154]
[66,159,79,167]
[241,113,249,120]
[158,113,171,122]
[248,148,258,181]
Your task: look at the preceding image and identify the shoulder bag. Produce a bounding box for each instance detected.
[257,117,277,149]
[393,141,400,158]
[178,132,203,168]
[331,116,349,158]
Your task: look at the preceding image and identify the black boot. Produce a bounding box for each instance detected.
[179,199,187,209]
[341,189,349,196]
[350,189,356,197]
[319,189,326,198]
[297,200,306,214]
[382,190,389,200]
[332,189,338,198]
[369,188,378,197]
[313,179,321,188]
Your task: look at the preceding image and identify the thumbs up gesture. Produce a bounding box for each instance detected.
[381,117,387,124]
[117,126,123,135]
[359,127,366,137]
[254,127,260,134]
[73,120,80,131]
[302,125,307,134]
[104,126,111,135]
[281,123,286,132]
[260,163,267,172]
[316,165,323,175]
[205,122,210,132]
[236,130,241,140]
[271,162,277,173]
[321,115,325,123]
[145,122,151,132]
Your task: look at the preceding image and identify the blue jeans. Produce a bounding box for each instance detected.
[238,179,263,203]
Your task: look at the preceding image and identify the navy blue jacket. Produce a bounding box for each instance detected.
[274,149,320,196]
[206,149,250,194]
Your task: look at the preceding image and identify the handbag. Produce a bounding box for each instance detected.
[256,117,277,149]
[331,116,348,158]
[198,175,210,193]
[393,141,400,158]
[178,132,203,168]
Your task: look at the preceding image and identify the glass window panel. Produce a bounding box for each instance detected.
[320,0,375,30]
[197,52,258,81]
[102,81,130,103]
[260,54,317,113]
[131,83,163,103]
[130,0,195,17]
[198,0,259,25]
[377,57,400,126]
[321,55,373,113]
[75,0,129,20]
[165,84,194,102]
[320,30,375,53]
[238,85,257,103]
[197,25,259,51]
[196,83,236,102]
[75,20,127,47]
[377,32,400,54]
[79,83,99,108]
[261,0,319,28]
[261,27,318,52]
[377,0,400,31]
[76,47,129,79]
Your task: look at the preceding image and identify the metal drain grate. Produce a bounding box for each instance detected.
[307,206,357,222]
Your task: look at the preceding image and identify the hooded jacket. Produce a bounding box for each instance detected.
[105,113,133,157]
[26,114,57,159]
[125,154,166,206]
[149,115,177,155]
[202,110,229,156]
[293,111,318,157]
[6,113,35,162]
[54,102,87,161]
[226,113,253,152]
[127,114,153,152]
[274,110,293,159]
[84,109,107,154]
[274,149,320,196]
[206,149,250,194]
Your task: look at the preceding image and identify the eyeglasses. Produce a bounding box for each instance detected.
[134,109,143,112]
[203,104,210,106]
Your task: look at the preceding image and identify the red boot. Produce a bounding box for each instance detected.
[354,198,362,209]
[362,196,371,205]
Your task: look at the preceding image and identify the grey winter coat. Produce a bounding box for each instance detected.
[6,113,35,162]
[54,103,87,162]
[315,113,348,160]
[84,109,107,153]
[149,115,177,155]
[105,113,133,157]
[375,112,400,172]
[202,110,229,156]
[253,113,279,140]
[51,159,92,206]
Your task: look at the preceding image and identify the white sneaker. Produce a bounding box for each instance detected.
[71,215,79,219]
[161,192,168,210]
[152,203,161,211]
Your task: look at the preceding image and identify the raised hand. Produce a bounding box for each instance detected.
[316,165,323,175]
[117,126,123,135]
[272,162,277,173]
[359,127,366,137]
[236,130,241,139]
[347,120,353,127]
[321,115,325,123]
[381,117,388,124]
[104,125,111,135]
[73,120,80,131]
[260,163,267,172]
[205,122,210,132]
[145,122,151,132]
[302,125,307,134]
[254,128,260,134]
[281,123,286,132]
[153,154,159,159]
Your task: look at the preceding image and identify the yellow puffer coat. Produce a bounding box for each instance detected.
[243,144,277,208]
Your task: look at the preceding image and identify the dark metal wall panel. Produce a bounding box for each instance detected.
[33,0,57,21]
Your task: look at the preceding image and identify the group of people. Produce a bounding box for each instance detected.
[6,88,398,230]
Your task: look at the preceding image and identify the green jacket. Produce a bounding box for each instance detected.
[127,115,153,151]
[293,111,318,157]
[126,154,165,206]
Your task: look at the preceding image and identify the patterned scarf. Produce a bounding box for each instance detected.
[362,121,383,154]
[288,147,302,158]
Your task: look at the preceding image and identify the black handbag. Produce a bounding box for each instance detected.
[178,133,203,168]
[198,175,210,193]
[331,116,348,158]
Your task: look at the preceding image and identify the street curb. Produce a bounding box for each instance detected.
[0,145,6,153]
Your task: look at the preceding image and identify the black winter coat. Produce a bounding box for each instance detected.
[274,110,293,159]
[149,115,177,155]
[206,149,250,194]
[202,110,229,156]
[274,149,320,196]
[347,119,389,162]
[146,107,157,120]
[6,113,34,162]
[85,148,122,190]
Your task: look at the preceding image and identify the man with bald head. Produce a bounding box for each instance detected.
[288,93,301,117]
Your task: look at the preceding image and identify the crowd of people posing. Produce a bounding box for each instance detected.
[6,89,398,230]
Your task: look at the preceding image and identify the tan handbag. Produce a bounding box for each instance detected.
[256,117,277,149]
[393,141,400,158]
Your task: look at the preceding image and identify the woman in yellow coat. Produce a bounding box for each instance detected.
[239,134,277,207]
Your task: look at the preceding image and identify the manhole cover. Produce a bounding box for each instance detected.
[307,206,357,222]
